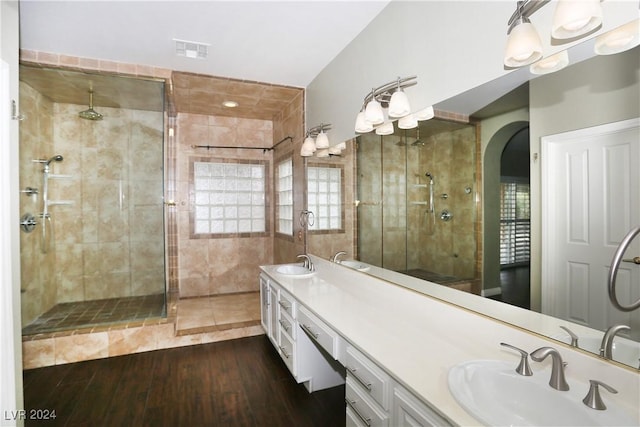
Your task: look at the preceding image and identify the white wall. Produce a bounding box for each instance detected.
[307,1,638,145]
[1,1,24,425]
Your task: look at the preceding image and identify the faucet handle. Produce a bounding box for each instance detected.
[582,380,618,410]
[500,343,533,376]
[560,326,579,348]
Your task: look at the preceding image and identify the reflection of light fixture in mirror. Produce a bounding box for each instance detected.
[328,145,342,155]
[530,50,570,74]
[388,81,411,118]
[398,114,418,129]
[594,19,640,55]
[364,89,385,125]
[355,76,417,133]
[222,100,238,108]
[376,121,395,135]
[504,9,543,67]
[415,106,435,121]
[552,0,602,40]
[355,110,374,133]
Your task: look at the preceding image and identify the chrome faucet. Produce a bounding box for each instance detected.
[331,251,347,263]
[296,254,315,271]
[599,324,630,360]
[530,347,570,391]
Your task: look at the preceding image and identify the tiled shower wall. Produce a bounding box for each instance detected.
[357,124,477,280]
[19,83,165,325]
[175,113,274,297]
[19,82,56,325]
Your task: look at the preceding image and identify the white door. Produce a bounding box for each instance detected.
[542,118,640,337]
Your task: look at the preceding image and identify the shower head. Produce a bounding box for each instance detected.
[411,139,425,147]
[46,155,63,165]
[425,172,433,182]
[79,90,103,121]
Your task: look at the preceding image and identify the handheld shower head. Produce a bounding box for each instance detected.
[46,155,63,165]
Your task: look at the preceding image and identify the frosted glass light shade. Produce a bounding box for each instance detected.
[398,114,418,129]
[355,111,373,133]
[375,121,395,135]
[594,19,640,55]
[328,145,342,155]
[415,106,435,121]
[316,149,330,158]
[388,90,411,118]
[365,99,384,125]
[315,130,330,149]
[300,136,316,157]
[552,0,602,40]
[504,21,543,67]
[530,50,570,75]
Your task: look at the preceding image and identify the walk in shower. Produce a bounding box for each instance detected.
[18,65,167,334]
[357,118,479,291]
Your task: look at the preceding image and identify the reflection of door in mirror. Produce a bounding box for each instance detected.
[542,119,640,341]
[356,120,481,294]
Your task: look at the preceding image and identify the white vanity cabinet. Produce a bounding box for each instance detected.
[259,273,344,392]
[346,345,451,427]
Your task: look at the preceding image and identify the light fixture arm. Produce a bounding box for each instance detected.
[306,123,332,138]
[507,0,550,34]
[362,76,417,107]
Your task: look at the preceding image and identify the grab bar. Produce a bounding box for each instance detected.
[608,226,640,312]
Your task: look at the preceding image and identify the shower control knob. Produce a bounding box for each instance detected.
[439,210,453,222]
[20,213,37,233]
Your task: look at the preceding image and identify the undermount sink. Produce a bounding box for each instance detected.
[339,260,370,272]
[275,264,315,278]
[555,333,640,368]
[448,360,637,426]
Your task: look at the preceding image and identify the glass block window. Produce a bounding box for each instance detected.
[192,160,266,236]
[276,158,293,235]
[307,166,342,231]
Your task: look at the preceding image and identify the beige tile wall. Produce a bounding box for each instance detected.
[19,81,165,326]
[175,113,275,297]
[19,82,57,325]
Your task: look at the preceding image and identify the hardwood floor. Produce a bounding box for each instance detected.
[22,335,346,427]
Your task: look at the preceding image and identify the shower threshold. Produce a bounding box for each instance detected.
[22,294,166,336]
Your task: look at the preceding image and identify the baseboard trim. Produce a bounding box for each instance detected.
[482,287,502,297]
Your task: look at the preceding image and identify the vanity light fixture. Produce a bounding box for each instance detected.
[355,76,417,133]
[529,49,570,74]
[414,106,435,121]
[594,18,640,55]
[504,0,607,69]
[376,121,395,136]
[551,0,602,40]
[301,123,332,157]
[397,114,418,130]
[504,1,543,67]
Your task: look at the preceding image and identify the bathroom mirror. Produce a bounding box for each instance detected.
[307,25,640,369]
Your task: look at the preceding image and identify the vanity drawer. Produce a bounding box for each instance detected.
[278,328,295,375]
[345,376,389,427]
[278,290,296,318]
[346,346,391,411]
[278,311,295,340]
[297,305,340,359]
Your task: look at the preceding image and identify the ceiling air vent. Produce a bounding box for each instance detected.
[173,38,209,59]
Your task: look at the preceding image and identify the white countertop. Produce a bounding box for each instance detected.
[260,255,640,426]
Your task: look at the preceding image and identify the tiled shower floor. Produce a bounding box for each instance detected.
[22,294,166,336]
